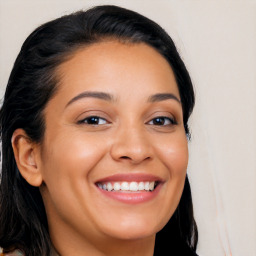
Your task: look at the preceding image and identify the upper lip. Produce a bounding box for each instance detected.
[95,173,163,183]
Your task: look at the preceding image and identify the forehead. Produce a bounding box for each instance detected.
[54,40,180,101]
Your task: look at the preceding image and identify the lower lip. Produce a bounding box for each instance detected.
[96,184,162,204]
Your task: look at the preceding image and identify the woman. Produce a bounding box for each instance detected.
[0,5,198,256]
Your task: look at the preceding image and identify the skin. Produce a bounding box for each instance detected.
[12,41,188,256]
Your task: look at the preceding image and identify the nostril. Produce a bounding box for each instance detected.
[120,156,130,160]
[119,155,151,163]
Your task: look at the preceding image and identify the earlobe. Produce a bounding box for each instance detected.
[11,129,43,187]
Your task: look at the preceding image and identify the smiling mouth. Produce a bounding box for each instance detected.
[95,174,163,204]
[96,181,159,192]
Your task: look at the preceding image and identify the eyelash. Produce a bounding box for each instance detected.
[78,116,176,126]
[147,116,177,126]
[78,116,108,125]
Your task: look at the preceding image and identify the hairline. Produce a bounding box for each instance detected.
[39,37,181,142]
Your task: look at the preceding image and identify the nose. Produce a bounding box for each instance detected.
[110,126,153,164]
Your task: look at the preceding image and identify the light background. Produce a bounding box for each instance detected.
[0,1,255,255]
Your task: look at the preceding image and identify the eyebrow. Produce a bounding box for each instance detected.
[66,91,114,108]
[148,93,181,103]
[65,91,180,108]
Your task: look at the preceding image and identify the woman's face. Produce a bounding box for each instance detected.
[38,41,188,248]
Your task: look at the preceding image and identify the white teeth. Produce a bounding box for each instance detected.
[129,182,138,191]
[149,181,154,191]
[107,182,113,191]
[144,182,150,191]
[138,182,144,190]
[98,181,156,192]
[121,182,129,191]
[113,182,121,191]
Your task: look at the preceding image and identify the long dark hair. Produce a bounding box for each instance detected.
[0,5,197,255]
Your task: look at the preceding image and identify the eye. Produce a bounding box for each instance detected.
[148,116,176,126]
[79,116,108,125]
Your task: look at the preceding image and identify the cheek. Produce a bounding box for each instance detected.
[40,132,109,188]
[149,131,188,228]
[156,132,188,177]
[39,132,111,225]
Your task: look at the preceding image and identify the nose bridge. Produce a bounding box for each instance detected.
[110,122,152,163]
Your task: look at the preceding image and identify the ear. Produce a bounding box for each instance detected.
[12,129,43,187]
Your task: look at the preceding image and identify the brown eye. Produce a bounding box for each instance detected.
[79,116,107,125]
[148,116,176,126]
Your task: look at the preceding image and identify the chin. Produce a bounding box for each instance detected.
[100,216,163,241]
[108,228,156,241]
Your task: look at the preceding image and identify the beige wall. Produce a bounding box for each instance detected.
[1,1,255,255]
